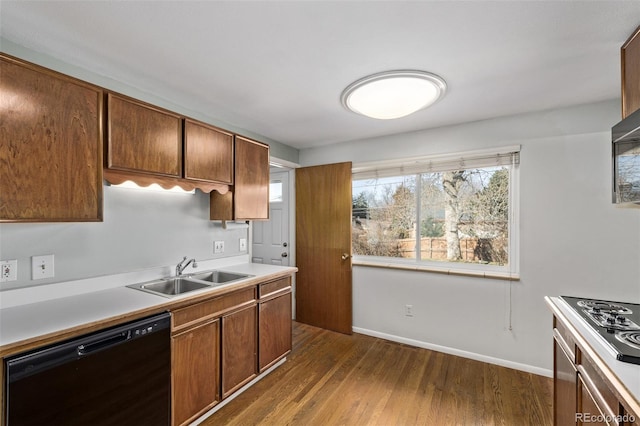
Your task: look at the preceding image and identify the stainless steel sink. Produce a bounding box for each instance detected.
[127,270,252,298]
[189,270,251,284]
[128,277,211,298]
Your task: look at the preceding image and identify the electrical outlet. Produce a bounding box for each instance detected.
[0,260,18,282]
[405,304,414,317]
[239,238,247,251]
[32,254,55,280]
[214,241,225,254]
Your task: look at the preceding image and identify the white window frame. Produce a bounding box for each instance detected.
[351,146,520,280]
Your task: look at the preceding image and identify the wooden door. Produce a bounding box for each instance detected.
[295,162,352,334]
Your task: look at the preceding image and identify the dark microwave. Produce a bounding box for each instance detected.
[612,107,640,205]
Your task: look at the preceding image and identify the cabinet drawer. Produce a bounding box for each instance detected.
[554,317,576,362]
[578,352,620,423]
[259,277,291,299]
[172,287,256,331]
[578,374,611,425]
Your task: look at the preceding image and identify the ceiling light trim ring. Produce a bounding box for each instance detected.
[340,70,447,120]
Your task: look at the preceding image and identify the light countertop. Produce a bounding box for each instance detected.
[0,259,296,357]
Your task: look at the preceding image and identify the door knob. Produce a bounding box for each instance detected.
[341,253,351,260]
[281,252,288,258]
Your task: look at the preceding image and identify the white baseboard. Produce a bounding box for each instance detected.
[352,326,553,378]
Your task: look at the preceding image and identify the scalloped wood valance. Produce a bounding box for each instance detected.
[103,169,230,194]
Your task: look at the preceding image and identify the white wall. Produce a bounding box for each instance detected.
[299,100,640,374]
[0,186,248,290]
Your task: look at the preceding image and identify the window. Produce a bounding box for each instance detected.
[269,181,283,203]
[352,147,520,278]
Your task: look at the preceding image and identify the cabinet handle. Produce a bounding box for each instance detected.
[341,253,351,260]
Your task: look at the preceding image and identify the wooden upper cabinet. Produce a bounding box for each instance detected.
[106,93,182,177]
[210,136,269,220]
[0,54,103,222]
[184,119,233,184]
[235,136,269,219]
[622,25,640,118]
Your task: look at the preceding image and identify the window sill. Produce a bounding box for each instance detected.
[351,259,520,281]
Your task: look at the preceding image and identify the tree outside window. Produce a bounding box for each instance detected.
[352,166,511,267]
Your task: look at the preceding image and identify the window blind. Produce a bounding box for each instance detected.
[352,145,521,180]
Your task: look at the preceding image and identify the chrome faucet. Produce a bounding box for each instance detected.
[176,256,197,276]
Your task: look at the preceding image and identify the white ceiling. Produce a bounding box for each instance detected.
[2,1,640,150]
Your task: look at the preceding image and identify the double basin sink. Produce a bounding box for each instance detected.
[128,270,252,298]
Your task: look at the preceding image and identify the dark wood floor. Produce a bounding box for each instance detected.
[202,322,553,425]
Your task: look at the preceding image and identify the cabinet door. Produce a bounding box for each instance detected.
[622,26,640,118]
[172,319,220,426]
[184,119,233,184]
[221,304,257,398]
[259,292,292,372]
[234,136,269,219]
[0,55,103,222]
[577,375,607,426]
[554,336,577,426]
[107,93,182,177]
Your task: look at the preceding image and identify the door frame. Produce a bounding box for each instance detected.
[250,157,299,317]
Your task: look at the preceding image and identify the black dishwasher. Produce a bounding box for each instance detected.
[4,312,171,426]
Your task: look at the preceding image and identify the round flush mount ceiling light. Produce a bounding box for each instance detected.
[340,70,447,120]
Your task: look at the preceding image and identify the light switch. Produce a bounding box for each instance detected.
[32,254,55,280]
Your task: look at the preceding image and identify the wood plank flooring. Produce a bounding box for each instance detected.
[201,322,553,425]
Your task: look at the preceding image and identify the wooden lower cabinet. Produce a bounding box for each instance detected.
[552,312,640,426]
[170,276,292,424]
[172,319,220,426]
[554,336,577,426]
[259,292,292,372]
[577,375,608,426]
[221,304,258,398]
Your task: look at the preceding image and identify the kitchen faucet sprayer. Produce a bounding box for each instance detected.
[176,256,197,276]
